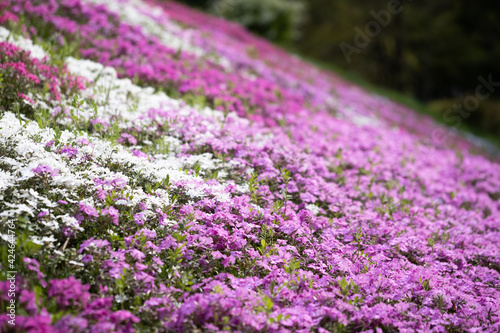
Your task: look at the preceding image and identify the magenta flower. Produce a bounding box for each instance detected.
[23,257,46,288]
[133,212,145,225]
[78,138,91,146]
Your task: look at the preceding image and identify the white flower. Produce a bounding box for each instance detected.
[31,235,57,246]
[69,260,84,267]
[60,215,84,232]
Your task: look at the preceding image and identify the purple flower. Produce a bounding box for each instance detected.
[79,203,99,218]
[110,310,139,324]
[82,254,93,263]
[78,138,91,146]
[102,206,119,225]
[23,257,46,287]
[17,311,53,333]
[133,213,145,225]
[128,249,145,261]
[48,277,90,309]
[37,210,49,218]
[54,315,88,332]
[136,229,156,239]
[118,132,137,145]
[31,164,59,177]
[212,251,225,259]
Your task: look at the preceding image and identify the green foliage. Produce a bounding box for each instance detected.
[248,171,260,203]
[258,224,276,257]
[280,167,291,218]
[338,277,360,298]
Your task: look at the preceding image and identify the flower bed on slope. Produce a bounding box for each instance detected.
[0,1,499,332]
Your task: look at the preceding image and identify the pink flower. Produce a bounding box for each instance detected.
[82,254,93,263]
[132,149,148,159]
[56,144,78,158]
[19,290,37,314]
[133,213,144,225]
[37,210,49,218]
[17,92,35,104]
[128,249,145,261]
[78,138,92,146]
[48,277,90,309]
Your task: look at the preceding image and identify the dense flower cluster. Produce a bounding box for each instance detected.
[0,36,84,116]
[0,0,499,332]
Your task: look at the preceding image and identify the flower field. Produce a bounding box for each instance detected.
[0,0,499,332]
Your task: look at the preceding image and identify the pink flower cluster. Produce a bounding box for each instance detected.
[1,0,499,332]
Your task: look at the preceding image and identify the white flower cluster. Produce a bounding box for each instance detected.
[0,109,230,246]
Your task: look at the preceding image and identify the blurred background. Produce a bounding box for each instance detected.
[174,0,500,144]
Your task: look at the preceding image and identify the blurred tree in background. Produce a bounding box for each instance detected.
[208,0,306,42]
[298,0,500,140]
[173,0,500,140]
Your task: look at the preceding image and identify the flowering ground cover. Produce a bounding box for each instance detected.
[0,0,499,332]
